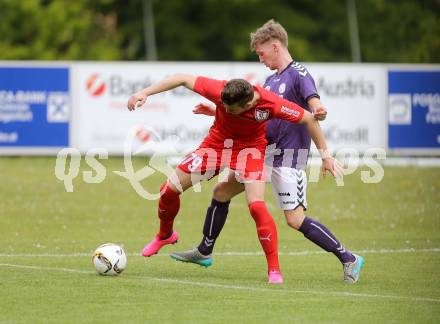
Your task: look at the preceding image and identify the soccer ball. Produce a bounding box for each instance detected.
[92,243,127,276]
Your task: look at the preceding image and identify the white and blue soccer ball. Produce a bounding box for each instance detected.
[92,243,127,276]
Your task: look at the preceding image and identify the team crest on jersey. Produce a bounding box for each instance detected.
[254,109,270,122]
[279,83,286,94]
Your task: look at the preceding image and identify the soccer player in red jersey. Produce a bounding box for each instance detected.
[127,73,342,284]
[172,20,365,284]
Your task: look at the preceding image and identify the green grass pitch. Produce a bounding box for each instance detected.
[1,157,439,323]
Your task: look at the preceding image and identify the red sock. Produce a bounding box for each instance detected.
[248,201,280,273]
[158,182,180,238]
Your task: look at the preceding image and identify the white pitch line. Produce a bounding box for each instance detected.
[0,263,91,274]
[218,247,440,256]
[0,262,439,304]
[0,247,439,258]
[140,276,440,304]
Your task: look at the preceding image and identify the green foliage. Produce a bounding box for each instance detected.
[0,0,120,60]
[0,0,438,62]
[358,0,440,63]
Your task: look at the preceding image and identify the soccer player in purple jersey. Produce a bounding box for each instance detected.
[170,20,364,283]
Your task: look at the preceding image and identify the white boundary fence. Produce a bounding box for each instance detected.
[0,61,439,156]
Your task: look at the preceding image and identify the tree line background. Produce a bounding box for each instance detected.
[1,0,439,63]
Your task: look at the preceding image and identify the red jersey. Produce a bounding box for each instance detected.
[193,76,305,150]
[177,76,307,181]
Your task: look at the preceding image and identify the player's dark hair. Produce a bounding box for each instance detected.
[221,79,254,107]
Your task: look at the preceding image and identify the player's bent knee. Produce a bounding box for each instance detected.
[284,207,305,230]
[212,182,233,202]
[167,168,196,193]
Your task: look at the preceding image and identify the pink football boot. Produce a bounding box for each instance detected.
[141,231,179,257]
[268,270,284,284]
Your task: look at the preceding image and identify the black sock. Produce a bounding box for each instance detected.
[197,199,230,256]
[299,216,355,264]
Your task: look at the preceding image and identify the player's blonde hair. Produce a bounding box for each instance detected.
[250,19,288,51]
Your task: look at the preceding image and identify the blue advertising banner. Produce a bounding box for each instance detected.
[0,67,69,147]
[388,70,440,150]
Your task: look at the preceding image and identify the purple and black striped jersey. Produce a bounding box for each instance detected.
[264,61,319,169]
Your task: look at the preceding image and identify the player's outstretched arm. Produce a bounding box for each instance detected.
[300,111,343,178]
[127,74,197,111]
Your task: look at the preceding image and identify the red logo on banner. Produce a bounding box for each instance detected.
[135,126,151,143]
[86,74,106,97]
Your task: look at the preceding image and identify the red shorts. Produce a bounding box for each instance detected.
[177,143,266,181]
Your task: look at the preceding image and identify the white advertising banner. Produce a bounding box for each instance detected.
[309,64,387,151]
[72,62,387,154]
[72,62,232,154]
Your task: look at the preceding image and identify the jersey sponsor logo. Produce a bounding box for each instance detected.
[281,106,300,118]
[254,109,270,122]
[291,62,308,77]
[278,192,291,196]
